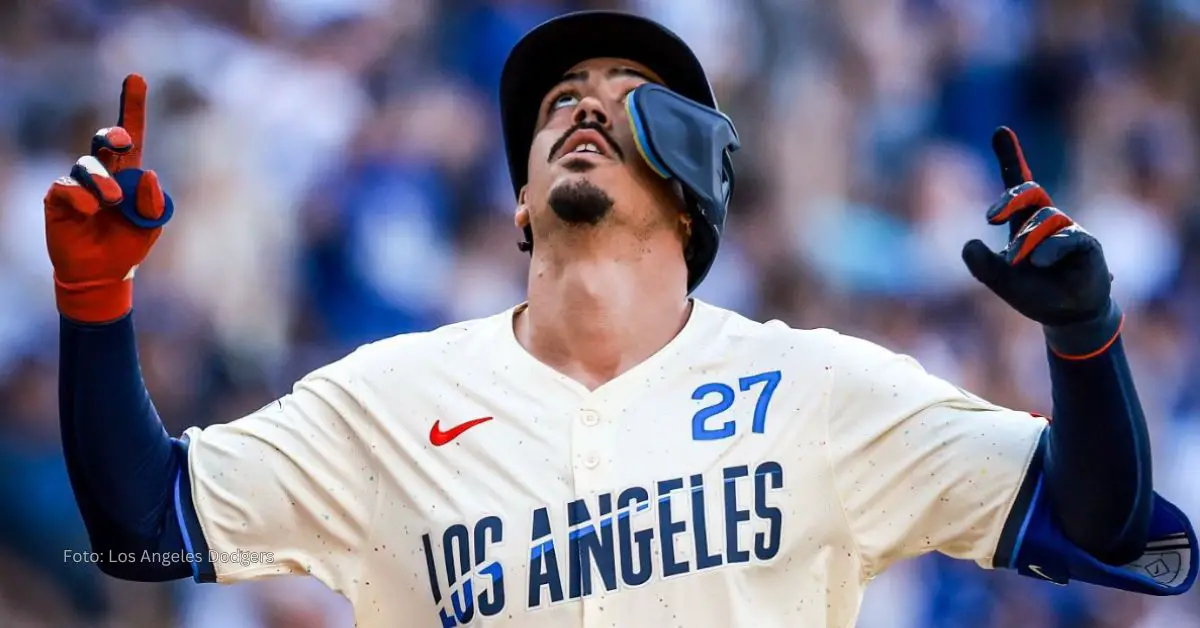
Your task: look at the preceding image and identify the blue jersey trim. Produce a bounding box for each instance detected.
[173,471,199,581]
[1008,475,1044,570]
[170,437,216,583]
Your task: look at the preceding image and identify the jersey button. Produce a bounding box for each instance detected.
[583,453,600,469]
[580,410,600,427]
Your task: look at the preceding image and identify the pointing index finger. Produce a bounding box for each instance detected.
[992,126,1032,189]
[117,74,147,169]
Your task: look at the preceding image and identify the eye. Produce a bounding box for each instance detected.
[549,89,580,111]
[549,91,579,112]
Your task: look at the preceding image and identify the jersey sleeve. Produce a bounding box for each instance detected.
[821,332,1047,579]
[180,360,379,596]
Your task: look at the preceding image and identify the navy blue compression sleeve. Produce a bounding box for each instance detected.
[60,313,210,581]
[1043,303,1153,564]
[995,301,1153,567]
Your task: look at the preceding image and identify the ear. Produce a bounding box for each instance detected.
[514,185,530,229]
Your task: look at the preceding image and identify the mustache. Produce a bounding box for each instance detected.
[547,121,624,162]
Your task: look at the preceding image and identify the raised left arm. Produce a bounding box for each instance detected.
[965,128,1191,594]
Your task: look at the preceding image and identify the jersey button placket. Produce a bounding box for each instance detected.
[572,406,611,628]
[572,408,608,489]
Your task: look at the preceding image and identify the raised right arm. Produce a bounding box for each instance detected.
[45,73,195,580]
[49,76,377,592]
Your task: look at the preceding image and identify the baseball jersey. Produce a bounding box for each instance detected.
[182,299,1047,627]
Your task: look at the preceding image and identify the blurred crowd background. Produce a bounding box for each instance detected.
[0,0,1197,626]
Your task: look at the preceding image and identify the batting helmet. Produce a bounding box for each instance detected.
[499,10,740,294]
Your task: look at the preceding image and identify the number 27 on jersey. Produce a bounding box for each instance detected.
[691,370,782,441]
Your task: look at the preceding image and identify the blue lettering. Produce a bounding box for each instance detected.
[657,478,689,577]
[451,579,474,625]
[594,493,619,592]
[527,507,564,608]
[616,486,653,587]
[566,499,588,600]
[442,524,474,624]
[473,516,505,616]
[738,370,782,434]
[692,383,736,440]
[443,524,471,586]
[689,474,722,570]
[722,465,751,564]
[754,462,784,560]
[433,460,786,618]
[566,496,618,598]
[421,532,443,603]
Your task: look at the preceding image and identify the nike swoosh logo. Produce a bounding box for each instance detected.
[1015,217,1041,240]
[1028,564,1066,586]
[429,416,494,446]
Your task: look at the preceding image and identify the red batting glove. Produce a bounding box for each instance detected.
[44,74,174,323]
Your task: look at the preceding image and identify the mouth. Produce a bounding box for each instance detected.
[552,128,619,163]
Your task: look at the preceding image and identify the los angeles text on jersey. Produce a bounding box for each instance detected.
[420,461,784,626]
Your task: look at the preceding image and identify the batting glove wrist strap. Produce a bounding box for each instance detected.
[1044,299,1124,360]
[55,274,136,325]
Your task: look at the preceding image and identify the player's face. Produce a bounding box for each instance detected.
[518,58,687,244]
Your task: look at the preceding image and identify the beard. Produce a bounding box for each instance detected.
[547,177,614,226]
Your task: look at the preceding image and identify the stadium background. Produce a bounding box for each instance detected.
[0,0,1198,626]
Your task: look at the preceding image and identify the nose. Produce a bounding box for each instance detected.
[572,96,610,128]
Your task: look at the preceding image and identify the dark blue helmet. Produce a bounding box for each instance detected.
[500,11,739,294]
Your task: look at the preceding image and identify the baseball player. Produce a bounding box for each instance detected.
[47,10,1194,628]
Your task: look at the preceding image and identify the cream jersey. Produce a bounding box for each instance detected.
[183,300,1047,628]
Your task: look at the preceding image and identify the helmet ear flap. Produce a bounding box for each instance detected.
[625,83,738,293]
[721,152,735,204]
